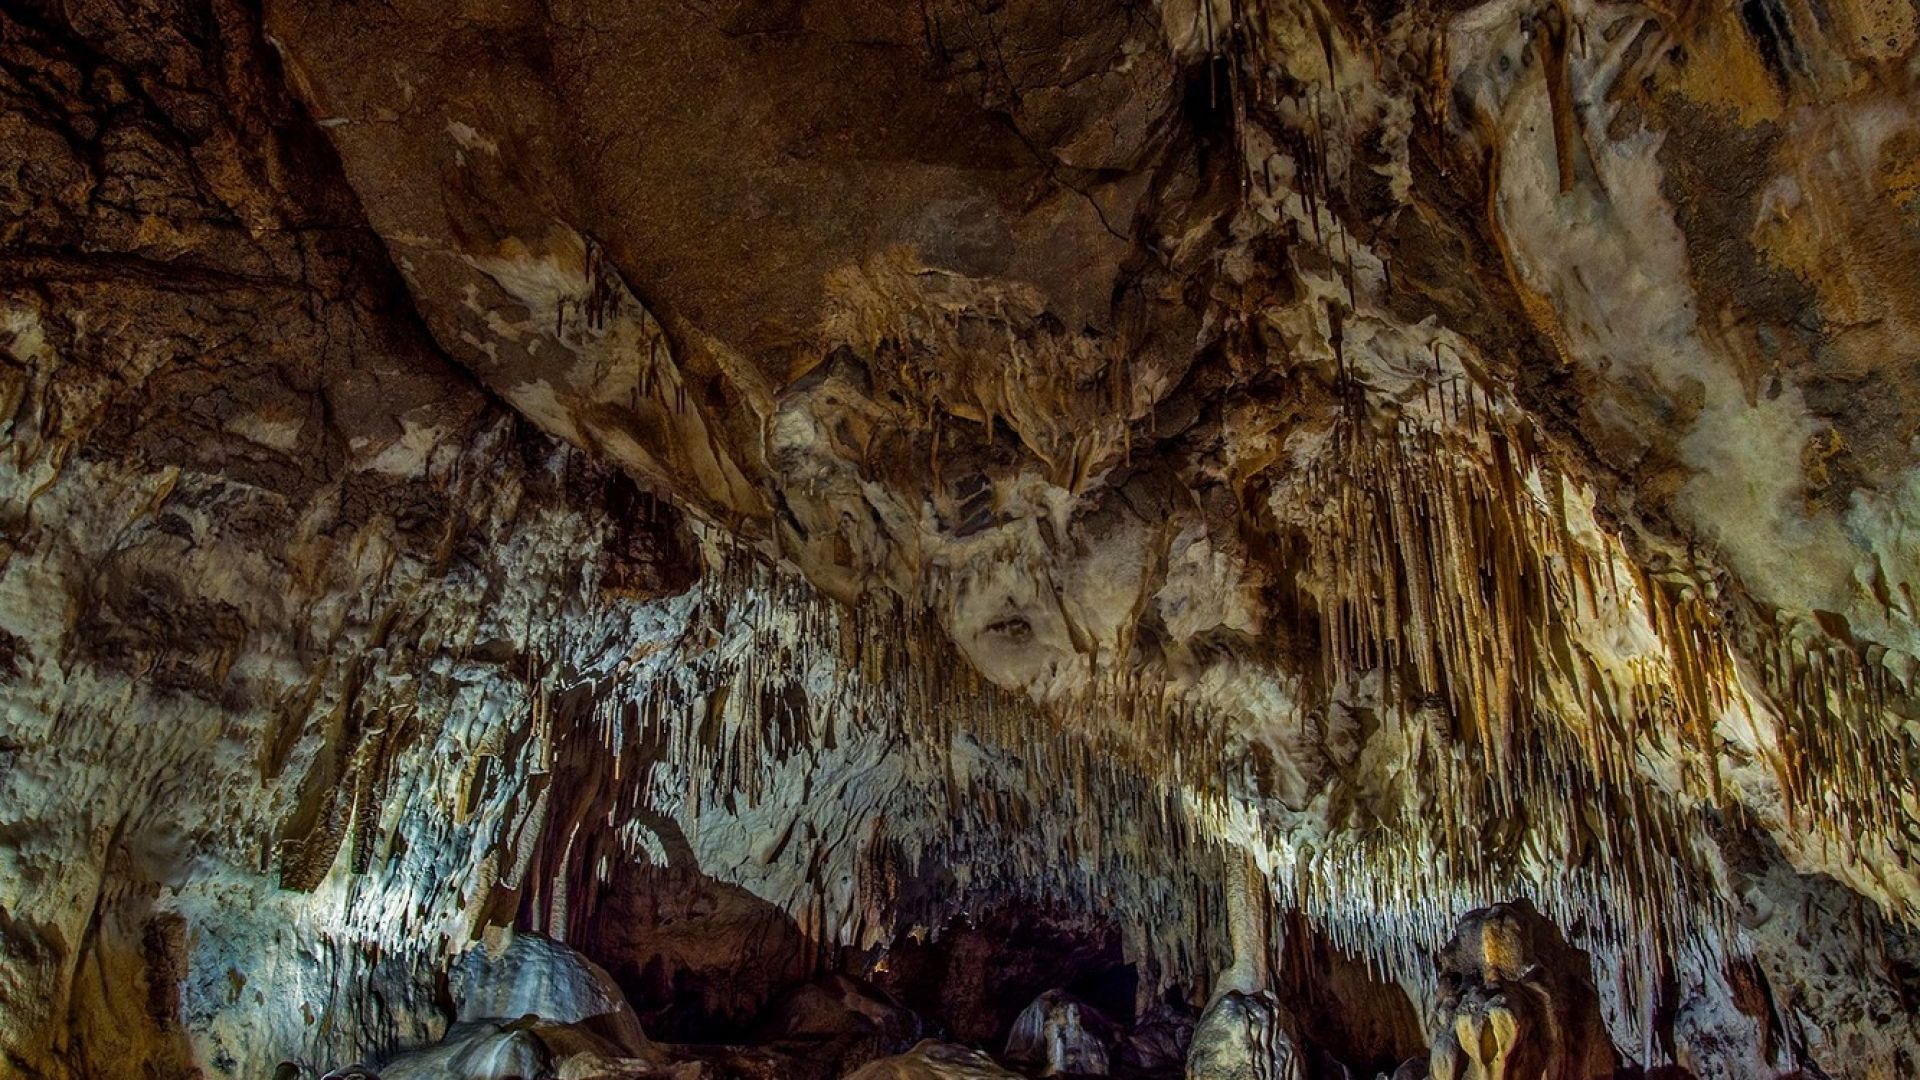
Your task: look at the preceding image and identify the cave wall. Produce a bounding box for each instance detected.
[0,1,692,1069]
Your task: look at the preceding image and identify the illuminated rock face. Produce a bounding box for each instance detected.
[3,0,1920,1078]
[446,932,649,1056]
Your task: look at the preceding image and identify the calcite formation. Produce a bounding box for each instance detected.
[1429,904,1615,1080]
[1004,990,1117,1075]
[3,0,1919,1077]
[1185,990,1308,1080]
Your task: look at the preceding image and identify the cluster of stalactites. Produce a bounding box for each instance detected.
[489,535,1437,1018]
[1269,403,1917,1015]
[466,418,1912,1042]
[1288,413,1738,797]
[497,535,1252,991]
[1291,406,1915,860]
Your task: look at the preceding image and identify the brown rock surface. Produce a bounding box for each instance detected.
[1429,903,1616,1080]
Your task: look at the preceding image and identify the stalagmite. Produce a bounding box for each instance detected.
[1185,991,1307,1080]
[1005,990,1116,1076]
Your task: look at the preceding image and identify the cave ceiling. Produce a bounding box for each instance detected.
[3,0,1920,1076]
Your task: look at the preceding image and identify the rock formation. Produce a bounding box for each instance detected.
[3,0,1920,1076]
[1186,990,1307,1080]
[1429,904,1616,1080]
[1005,990,1117,1076]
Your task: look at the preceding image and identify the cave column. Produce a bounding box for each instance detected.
[1216,850,1270,997]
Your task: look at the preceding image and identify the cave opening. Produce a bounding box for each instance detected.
[867,905,1142,1049]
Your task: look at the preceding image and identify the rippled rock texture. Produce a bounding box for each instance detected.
[3,0,1920,1076]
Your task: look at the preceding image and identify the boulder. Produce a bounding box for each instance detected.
[629,1043,801,1079]
[756,973,921,1043]
[1118,1000,1196,1075]
[451,932,649,1055]
[751,973,924,1076]
[582,863,815,1039]
[1391,1057,1430,1080]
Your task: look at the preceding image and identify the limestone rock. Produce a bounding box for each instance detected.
[1004,989,1116,1075]
[1185,991,1306,1080]
[378,1021,551,1080]
[582,862,816,1039]
[1118,1000,1197,1075]
[1428,905,1614,1080]
[871,906,1131,1046]
[450,932,649,1056]
[751,974,924,1076]
[6,0,1920,1076]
